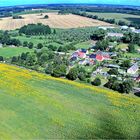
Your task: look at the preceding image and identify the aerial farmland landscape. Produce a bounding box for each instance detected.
[0,0,140,139]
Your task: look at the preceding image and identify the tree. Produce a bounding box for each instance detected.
[121,80,133,93]
[47,45,57,51]
[96,39,109,51]
[78,72,86,81]
[0,56,4,61]
[52,64,67,77]
[13,15,23,19]
[40,53,48,63]
[91,78,101,86]
[28,42,34,49]
[25,53,37,66]
[118,20,126,26]
[53,29,56,34]
[21,53,27,60]
[58,46,68,52]
[121,60,131,69]
[37,43,43,49]
[66,67,78,80]
[19,23,51,35]
[45,63,53,75]
[90,29,106,40]
[23,41,28,47]
[11,56,18,63]
[108,68,118,75]
[128,44,135,53]
[44,15,49,19]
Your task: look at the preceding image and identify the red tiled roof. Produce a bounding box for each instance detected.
[96,54,104,61]
[78,51,86,58]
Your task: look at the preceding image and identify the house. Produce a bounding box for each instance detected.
[135,75,140,82]
[70,56,77,62]
[98,26,115,30]
[121,26,129,30]
[96,54,104,61]
[89,59,95,65]
[107,33,124,38]
[130,27,135,32]
[96,51,111,61]
[79,60,86,65]
[81,48,89,54]
[98,26,107,30]
[89,54,96,59]
[71,52,79,57]
[102,52,111,60]
[78,51,86,58]
[134,29,140,34]
[127,63,139,75]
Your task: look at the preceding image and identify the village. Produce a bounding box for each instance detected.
[0,23,140,94]
[69,25,140,94]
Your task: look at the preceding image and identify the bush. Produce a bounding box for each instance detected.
[78,72,86,81]
[0,56,4,61]
[44,15,49,19]
[52,64,67,77]
[67,67,78,80]
[108,68,118,75]
[37,43,43,49]
[28,42,34,49]
[91,78,101,86]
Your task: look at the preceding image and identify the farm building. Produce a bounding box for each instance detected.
[127,63,139,75]
[107,33,124,38]
[121,26,129,30]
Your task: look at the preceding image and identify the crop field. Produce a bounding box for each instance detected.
[0,12,111,30]
[0,47,33,58]
[87,12,140,24]
[0,63,140,139]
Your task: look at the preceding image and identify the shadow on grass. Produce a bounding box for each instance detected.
[69,111,140,139]
[134,92,140,97]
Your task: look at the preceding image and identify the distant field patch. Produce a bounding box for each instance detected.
[0,47,33,58]
[75,41,93,49]
[0,12,111,30]
[87,12,140,24]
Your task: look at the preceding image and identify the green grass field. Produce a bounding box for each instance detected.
[14,9,59,16]
[87,12,140,24]
[74,41,92,49]
[0,63,139,139]
[0,47,33,58]
[14,36,46,45]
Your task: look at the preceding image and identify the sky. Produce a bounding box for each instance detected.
[0,0,140,7]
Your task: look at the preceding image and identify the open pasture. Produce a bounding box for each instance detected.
[0,63,139,139]
[87,12,140,24]
[0,12,111,30]
[0,47,33,58]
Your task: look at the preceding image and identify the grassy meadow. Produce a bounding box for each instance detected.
[14,9,59,16]
[0,47,33,58]
[0,63,140,139]
[74,41,93,49]
[87,12,140,24]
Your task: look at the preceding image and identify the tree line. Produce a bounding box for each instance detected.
[19,23,51,35]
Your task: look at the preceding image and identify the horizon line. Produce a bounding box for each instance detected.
[0,3,140,8]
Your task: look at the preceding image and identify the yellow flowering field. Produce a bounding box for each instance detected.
[0,63,140,139]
